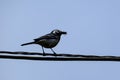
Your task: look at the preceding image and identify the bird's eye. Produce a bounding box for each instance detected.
[52,31,56,34]
[52,30,61,34]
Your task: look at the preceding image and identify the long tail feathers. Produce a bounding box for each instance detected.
[21,42,35,46]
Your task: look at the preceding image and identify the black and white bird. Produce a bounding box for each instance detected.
[21,29,67,55]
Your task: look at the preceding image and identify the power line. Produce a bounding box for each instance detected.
[0,51,120,61]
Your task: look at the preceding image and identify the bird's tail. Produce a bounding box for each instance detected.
[21,42,35,46]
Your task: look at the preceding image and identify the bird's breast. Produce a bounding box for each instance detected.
[36,38,60,48]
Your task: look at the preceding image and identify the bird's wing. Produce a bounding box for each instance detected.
[34,33,57,42]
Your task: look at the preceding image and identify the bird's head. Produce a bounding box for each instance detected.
[51,29,67,36]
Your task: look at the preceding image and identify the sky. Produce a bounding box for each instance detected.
[0,0,120,80]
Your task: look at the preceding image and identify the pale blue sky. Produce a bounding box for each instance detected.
[0,0,120,80]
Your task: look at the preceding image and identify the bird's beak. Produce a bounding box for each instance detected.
[61,31,67,35]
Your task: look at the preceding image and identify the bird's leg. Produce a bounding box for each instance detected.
[50,48,57,56]
[42,46,46,56]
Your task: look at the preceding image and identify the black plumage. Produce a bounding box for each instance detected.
[21,29,67,55]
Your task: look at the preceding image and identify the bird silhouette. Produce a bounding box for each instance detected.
[21,29,67,56]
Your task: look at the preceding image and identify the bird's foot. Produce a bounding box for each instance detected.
[53,53,57,57]
[43,53,46,56]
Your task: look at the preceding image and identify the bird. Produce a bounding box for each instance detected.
[21,29,67,56]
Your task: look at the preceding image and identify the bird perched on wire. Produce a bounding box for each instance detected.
[21,29,67,56]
